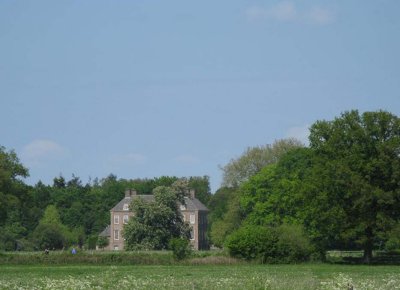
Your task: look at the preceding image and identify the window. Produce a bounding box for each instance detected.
[114,215,119,224]
[190,214,195,224]
[123,203,129,211]
[114,230,119,240]
[114,245,119,250]
[190,228,195,240]
[123,215,129,224]
[180,204,186,210]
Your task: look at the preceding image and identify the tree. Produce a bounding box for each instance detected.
[209,190,243,248]
[169,237,192,260]
[0,147,29,225]
[31,205,78,249]
[0,146,30,250]
[188,176,211,205]
[308,110,400,263]
[123,180,190,250]
[220,138,303,188]
[96,236,109,250]
[237,148,344,259]
[207,187,237,227]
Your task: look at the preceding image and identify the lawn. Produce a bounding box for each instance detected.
[1,264,400,289]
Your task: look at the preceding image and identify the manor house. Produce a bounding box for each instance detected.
[99,189,209,250]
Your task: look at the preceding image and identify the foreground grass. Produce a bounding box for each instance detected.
[1,264,400,289]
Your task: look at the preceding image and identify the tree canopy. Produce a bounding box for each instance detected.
[123,180,191,250]
[308,110,400,262]
[226,110,400,263]
[220,138,303,188]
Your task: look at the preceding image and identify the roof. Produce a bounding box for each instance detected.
[111,194,208,212]
[111,195,155,212]
[183,196,209,211]
[99,225,110,237]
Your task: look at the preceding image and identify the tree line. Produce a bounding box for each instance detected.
[0,148,211,251]
[2,109,399,264]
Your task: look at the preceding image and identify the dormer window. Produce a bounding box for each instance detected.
[123,203,129,211]
[180,204,186,210]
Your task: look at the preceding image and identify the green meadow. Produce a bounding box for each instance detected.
[1,264,400,290]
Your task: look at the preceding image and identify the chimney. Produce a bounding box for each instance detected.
[189,189,195,199]
[125,189,137,198]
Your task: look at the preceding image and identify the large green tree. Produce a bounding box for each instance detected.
[308,110,400,263]
[238,148,344,258]
[123,180,190,250]
[0,146,30,250]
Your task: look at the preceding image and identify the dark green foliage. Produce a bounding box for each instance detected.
[169,237,192,260]
[208,187,239,247]
[96,236,109,250]
[0,144,212,252]
[225,110,400,264]
[210,191,243,248]
[188,176,211,205]
[275,224,313,263]
[225,224,312,263]
[309,110,400,263]
[86,236,98,250]
[31,223,65,250]
[0,146,30,250]
[385,223,400,251]
[225,225,277,261]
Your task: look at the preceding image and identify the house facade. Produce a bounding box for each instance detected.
[100,189,209,251]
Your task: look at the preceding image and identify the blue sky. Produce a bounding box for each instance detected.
[1,1,399,192]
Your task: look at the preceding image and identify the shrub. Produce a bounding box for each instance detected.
[96,236,109,250]
[225,225,278,262]
[31,224,65,250]
[275,224,312,263]
[169,238,192,260]
[225,224,312,263]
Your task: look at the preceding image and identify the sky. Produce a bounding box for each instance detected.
[1,1,400,192]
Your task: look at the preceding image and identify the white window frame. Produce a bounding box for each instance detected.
[180,204,186,210]
[114,215,119,224]
[123,203,129,211]
[123,215,129,224]
[114,230,119,240]
[190,214,195,224]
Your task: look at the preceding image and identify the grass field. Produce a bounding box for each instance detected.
[1,264,400,289]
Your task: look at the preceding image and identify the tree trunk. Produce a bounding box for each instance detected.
[363,228,373,264]
[363,246,373,264]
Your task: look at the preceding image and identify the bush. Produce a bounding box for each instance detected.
[31,224,65,250]
[385,224,400,251]
[96,236,109,250]
[169,238,192,260]
[225,225,277,262]
[86,236,98,250]
[225,224,312,263]
[275,224,312,262]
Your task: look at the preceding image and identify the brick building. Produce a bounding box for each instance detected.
[99,189,209,250]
